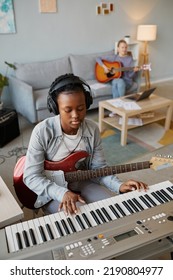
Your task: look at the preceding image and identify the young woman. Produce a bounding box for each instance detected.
[96,39,139,116]
[23,74,147,215]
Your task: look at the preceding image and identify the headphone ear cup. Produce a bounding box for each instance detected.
[47,95,59,115]
[85,90,93,109]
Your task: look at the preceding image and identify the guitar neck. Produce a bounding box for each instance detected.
[65,161,151,183]
[114,66,135,72]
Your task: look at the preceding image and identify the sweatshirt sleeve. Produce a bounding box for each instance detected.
[23,124,69,208]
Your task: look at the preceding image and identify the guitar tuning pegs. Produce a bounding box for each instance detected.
[168,155,173,158]
[148,63,152,71]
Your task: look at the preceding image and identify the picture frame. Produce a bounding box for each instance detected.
[39,0,57,13]
[0,0,16,34]
[96,2,114,16]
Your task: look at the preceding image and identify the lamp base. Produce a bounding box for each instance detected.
[141,52,151,89]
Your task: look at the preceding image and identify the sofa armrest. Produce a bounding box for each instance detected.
[9,76,37,123]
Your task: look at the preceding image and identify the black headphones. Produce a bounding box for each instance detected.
[47,73,93,115]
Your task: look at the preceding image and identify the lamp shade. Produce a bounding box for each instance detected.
[137,25,157,41]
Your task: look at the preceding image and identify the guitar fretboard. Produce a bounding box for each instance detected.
[65,161,151,183]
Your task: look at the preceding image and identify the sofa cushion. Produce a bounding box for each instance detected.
[14,56,72,90]
[87,80,112,98]
[69,50,114,81]
[34,88,49,110]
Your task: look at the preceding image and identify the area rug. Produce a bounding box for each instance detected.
[158,129,173,145]
[100,128,151,165]
[128,123,164,150]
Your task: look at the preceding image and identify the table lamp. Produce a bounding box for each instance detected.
[137,25,157,89]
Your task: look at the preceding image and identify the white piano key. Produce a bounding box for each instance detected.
[22,221,33,247]
[49,213,61,238]
[16,223,26,249]
[58,211,73,235]
[110,195,130,216]
[37,216,52,241]
[43,214,57,239]
[101,197,118,220]
[62,212,81,234]
[5,226,16,253]
[27,219,40,245]
[9,223,22,252]
[53,212,67,236]
[125,192,145,211]
[144,193,161,206]
[70,214,85,232]
[74,208,90,230]
[127,192,149,210]
[96,200,112,222]
[32,218,44,244]
[80,204,98,227]
[77,205,92,228]
[88,201,104,224]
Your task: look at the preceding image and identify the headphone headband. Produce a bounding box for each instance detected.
[47,74,93,115]
[49,74,91,95]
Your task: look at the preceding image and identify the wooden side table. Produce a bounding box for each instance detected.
[99,94,173,146]
[0,176,24,228]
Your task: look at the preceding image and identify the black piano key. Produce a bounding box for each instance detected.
[122,201,134,214]
[101,207,112,221]
[81,213,92,228]
[22,230,30,247]
[46,224,54,239]
[75,215,86,229]
[139,195,152,208]
[96,209,107,223]
[132,198,144,211]
[39,225,47,242]
[156,190,169,202]
[160,189,173,201]
[127,199,139,212]
[115,203,126,216]
[61,219,70,234]
[167,186,173,195]
[144,194,157,206]
[55,221,64,236]
[29,228,37,245]
[109,205,121,218]
[151,192,165,204]
[90,210,101,225]
[16,232,23,250]
[67,217,77,233]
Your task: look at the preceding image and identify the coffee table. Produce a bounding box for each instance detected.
[99,94,173,146]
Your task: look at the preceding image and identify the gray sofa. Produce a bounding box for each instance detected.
[9,50,140,123]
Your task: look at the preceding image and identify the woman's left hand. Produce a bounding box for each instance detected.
[119,179,148,193]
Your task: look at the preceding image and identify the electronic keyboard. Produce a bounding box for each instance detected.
[1,180,173,260]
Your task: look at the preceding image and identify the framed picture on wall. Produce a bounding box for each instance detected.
[0,0,16,34]
[96,2,114,15]
[39,0,57,13]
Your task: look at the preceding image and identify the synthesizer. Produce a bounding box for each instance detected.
[1,180,173,260]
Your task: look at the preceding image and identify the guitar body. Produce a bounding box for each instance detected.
[95,60,151,83]
[95,60,122,83]
[13,151,89,210]
[13,156,37,210]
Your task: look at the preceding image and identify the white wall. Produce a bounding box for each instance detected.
[1,0,173,105]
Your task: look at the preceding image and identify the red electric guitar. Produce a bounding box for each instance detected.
[13,151,173,210]
[95,60,151,83]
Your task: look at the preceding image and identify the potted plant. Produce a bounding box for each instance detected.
[0,61,16,109]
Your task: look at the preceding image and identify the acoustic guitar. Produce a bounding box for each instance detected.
[13,150,173,210]
[95,60,151,83]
